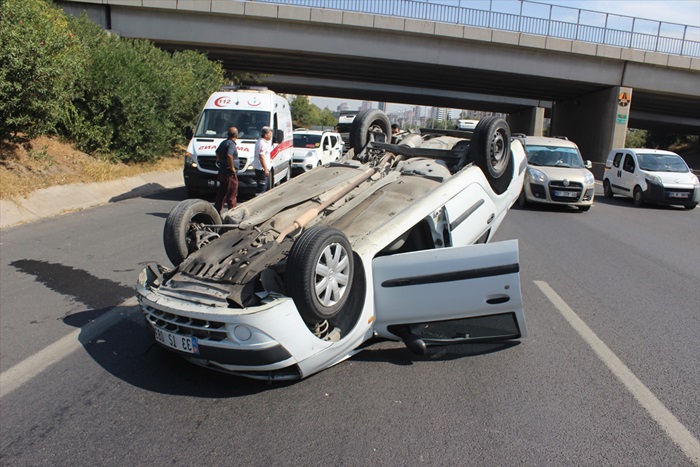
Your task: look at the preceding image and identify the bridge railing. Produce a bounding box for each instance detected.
[256,0,700,58]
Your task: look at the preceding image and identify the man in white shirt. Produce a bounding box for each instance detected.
[253,126,272,195]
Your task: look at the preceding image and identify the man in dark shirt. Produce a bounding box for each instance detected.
[214,127,239,212]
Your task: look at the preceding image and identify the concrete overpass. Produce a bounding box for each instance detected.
[57,0,700,164]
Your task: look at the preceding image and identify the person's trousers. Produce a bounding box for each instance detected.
[255,169,268,195]
[215,173,238,212]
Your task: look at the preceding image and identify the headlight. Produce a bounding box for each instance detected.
[584,172,595,185]
[528,167,547,183]
[691,174,700,186]
[185,154,197,168]
[645,174,662,185]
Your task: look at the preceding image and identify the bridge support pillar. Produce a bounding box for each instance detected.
[551,86,632,176]
[507,107,545,136]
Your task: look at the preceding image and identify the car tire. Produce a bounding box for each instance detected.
[471,116,513,195]
[518,187,528,208]
[350,109,391,153]
[603,179,614,198]
[578,205,591,212]
[286,226,354,324]
[163,199,221,267]
[633,185,644,206]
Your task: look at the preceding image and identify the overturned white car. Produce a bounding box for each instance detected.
[137,109,528,381]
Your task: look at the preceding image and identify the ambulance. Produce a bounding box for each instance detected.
[183,87,293,197]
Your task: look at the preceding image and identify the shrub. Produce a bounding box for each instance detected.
[1,0,227,163]
[0,0,78,140]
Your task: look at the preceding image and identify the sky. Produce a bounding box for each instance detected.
[308,0,700,113]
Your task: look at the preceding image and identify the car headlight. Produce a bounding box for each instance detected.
[645,174,662,185]
[185,154,197,168]
[691,174,700,187]
[528,167,547,183]
[584,172,595,185]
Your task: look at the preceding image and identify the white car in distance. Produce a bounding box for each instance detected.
[292,129,344,174]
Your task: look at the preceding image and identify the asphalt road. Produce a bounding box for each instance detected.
[1,186,699,466]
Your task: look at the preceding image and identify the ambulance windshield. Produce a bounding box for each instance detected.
[194,110,271,139]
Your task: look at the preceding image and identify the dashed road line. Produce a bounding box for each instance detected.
[535,280,700,465]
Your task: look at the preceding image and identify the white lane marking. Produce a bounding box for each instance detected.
[0,298,141,399]
[535,281,700,465]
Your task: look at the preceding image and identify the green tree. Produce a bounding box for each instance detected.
[625,128,648,148]
[318,107,337,127]
[290,95,317,128]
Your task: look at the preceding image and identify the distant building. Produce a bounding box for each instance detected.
[378,102,387,112]
[430,107,446,121]
[360,101,372,111]
[337,102,350,112]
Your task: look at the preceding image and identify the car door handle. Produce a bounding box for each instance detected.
[486,295,510,305]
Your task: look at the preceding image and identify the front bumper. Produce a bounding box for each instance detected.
[136,265,332,379]
[525,180,595,206]
[183,165,259,194]
[644,180,698,206]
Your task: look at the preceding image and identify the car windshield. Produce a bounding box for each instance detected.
[294,134,322,148]
[525,145,584,168]
[637,153,689,173]
[194,109,270,139]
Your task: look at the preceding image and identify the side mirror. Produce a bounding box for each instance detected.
[184,126,193,140]
[273,129,284,144]
[585,160,592,169]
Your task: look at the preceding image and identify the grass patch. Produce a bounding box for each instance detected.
[0,136,183,200]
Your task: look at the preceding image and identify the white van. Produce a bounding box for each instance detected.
[603,148,699,209]
[183,87,293,197]
[456,119,479,130]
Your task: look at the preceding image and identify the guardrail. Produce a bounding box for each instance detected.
[257,0,700,58]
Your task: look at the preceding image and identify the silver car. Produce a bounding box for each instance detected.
[517,135,595,212]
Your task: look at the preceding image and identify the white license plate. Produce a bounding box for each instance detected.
[668,192,688,198]
[154,327,199,354]
[554,191,578,198]
[207,179,220,187]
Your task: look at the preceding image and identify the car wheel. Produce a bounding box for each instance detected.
[283,163,291,183]
[286,226,354,324]
[684,203,697,210]
[163,199,221,266]
[471,116,513,195]
[517,187,528,208]
[603,179,613,198]
[633,186,644,206]
[349,109,391,153]
[578,205,591,212]
[268,168,275,189]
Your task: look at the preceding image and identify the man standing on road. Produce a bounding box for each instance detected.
[254,126,272,196]
[215,127,239,212]
[391,123,400,143]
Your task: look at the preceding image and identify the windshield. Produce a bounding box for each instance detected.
[293,134,321,148]
[637,153,689,173]
[193,109,270,139]
[525,145,584,168]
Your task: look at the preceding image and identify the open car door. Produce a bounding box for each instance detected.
[372,240,526,352]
